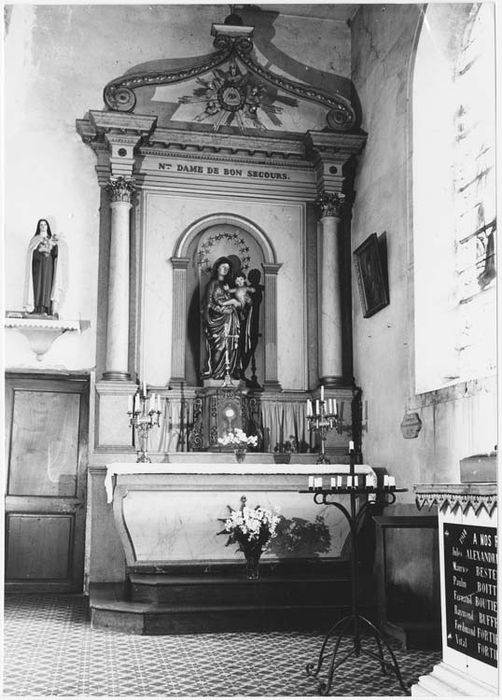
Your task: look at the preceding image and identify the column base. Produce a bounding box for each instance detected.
[319,376,346,388]
[102,371,131,381]
[263,380,282,393]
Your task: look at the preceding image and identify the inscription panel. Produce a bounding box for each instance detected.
[444,523,497,667]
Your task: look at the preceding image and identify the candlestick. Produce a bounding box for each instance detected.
[128,384,162,462]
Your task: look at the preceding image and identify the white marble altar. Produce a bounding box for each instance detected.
[106,462,376,566]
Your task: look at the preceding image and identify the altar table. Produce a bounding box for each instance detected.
[105,462,376,567]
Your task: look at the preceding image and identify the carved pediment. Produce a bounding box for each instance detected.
[102,13,361,135]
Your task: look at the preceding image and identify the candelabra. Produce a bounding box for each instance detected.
[306,391,341,464]
[300,447,408,696]
[127,384,161,463]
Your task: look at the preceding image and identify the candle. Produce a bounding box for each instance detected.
[143,380,147,398]
[333,399,337,416]
[314,477,323,489]
[349,440,354,452]
[337,475,343,488]
[383,475,390,487]
[315,400,320,415]
[330,477,337,489]
[347,475,353,488]
[389,476,396,488]
[327,398,333,415]
[308,476,314,490]
[320,385,324,402]
[365,475,372,488]
[157,394,162,412]
[127,394,133,413]
[306,399,312,417]
[151,393,156,410]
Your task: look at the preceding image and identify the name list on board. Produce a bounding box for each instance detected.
[444,523,497,667]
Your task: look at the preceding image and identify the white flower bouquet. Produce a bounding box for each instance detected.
[217,428,258,450]
[219,496,280,552]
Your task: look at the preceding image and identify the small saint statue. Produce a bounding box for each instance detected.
[23,218,61,317]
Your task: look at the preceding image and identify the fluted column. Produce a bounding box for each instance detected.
[262,262,282,391]
[102,177,135,380]
[170,257,190,385]
[317,191,344,387]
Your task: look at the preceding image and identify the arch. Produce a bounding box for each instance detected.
[174,212,277,264]
[170,212,282,390]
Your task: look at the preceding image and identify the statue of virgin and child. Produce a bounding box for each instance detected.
[201,256,261,383]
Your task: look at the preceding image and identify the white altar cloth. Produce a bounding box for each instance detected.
[104,462,375,503]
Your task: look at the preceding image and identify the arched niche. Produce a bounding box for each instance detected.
[170,214,282,390]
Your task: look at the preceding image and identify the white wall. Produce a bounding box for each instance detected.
[350,4,497,498]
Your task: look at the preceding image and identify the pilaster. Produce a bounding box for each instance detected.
[170,257,191,386]
[262,262,282,391]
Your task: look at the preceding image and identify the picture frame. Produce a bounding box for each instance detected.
[353,232,389,318]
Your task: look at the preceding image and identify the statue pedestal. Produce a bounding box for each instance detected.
[190,385,260,450]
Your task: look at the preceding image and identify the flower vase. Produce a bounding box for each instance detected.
[234,448,247,464]
[244,547,262,580]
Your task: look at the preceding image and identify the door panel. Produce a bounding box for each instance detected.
[6,513,73,580]
[9,390,80,497]
[5,374,88,592]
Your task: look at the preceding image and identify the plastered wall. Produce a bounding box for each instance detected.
[350,4,497,500]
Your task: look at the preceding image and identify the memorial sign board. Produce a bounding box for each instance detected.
[444,523,497,667]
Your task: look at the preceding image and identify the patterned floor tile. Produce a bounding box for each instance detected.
[3,594,441,697]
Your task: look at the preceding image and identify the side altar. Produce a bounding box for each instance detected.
[90,459,380,634]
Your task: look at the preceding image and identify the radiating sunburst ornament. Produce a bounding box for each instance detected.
[179,59,289,132]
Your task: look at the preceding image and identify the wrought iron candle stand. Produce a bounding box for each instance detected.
[306,398,340,464]
[127,386,161,463]
[300,451,409,696]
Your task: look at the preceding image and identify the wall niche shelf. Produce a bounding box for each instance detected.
[4,315,82,360]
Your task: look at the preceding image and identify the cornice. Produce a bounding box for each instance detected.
[78,113,366,168]
[150,125,305,159]
[304,130,367,161]
[140,147,310,169]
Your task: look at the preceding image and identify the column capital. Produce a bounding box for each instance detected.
[170,257,191,270]
[262,262,283,275]
[106,176,135,204]
[316,191,345,219]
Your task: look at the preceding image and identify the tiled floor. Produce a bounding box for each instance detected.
[3,593,441,697]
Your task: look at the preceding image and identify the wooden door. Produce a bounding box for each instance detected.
[4,374,89,592]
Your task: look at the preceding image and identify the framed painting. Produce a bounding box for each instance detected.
[353,233,389,318]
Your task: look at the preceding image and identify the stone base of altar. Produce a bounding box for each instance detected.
[89,559,377,635]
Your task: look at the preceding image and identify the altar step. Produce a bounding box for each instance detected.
[89,561,377,635]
